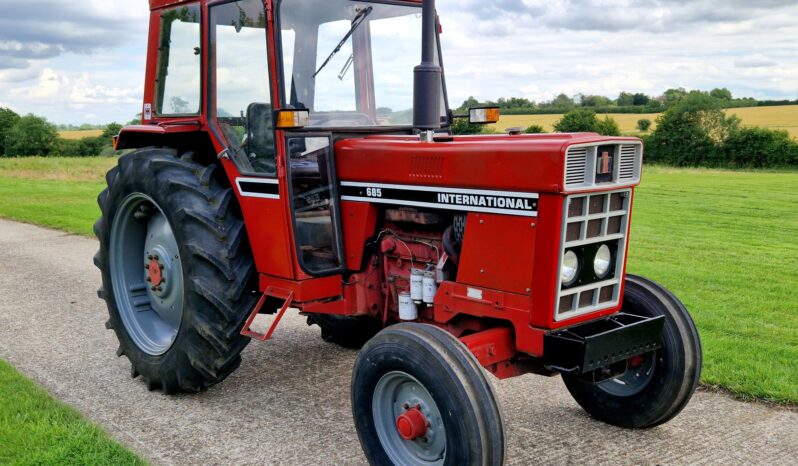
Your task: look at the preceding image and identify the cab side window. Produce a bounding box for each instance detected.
[155,5,201,115]
[210,0,275,176]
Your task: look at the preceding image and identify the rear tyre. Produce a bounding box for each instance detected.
[352,323,504,465]
[562,274,702,428]
[306,313,382,349]
[94,149,257,393]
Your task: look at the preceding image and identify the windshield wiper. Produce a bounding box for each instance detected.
[313,6,373,78]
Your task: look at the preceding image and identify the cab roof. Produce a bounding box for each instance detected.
[149,0,423,10]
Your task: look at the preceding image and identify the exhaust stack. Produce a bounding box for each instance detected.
[412,0,442,131]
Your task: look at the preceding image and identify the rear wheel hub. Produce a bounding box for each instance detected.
[110,193,185,356]
[147,258,163,287]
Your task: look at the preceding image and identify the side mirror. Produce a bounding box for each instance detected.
[469,107,500,125]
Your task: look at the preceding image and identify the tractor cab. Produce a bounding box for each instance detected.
[199,0,447,275]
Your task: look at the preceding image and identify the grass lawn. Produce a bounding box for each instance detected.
[0,359,146,465]
[627,166,798,403]
[0,157,114,235]
[0,158,796,404]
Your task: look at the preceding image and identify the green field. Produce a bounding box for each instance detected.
[0,157,796,404]
[491,105,798,139]
[0,359,146,465]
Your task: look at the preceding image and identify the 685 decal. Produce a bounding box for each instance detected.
[365,187,383,198]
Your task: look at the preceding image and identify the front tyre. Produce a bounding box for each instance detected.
[563,274,702,428]
[94,149,257,393]
[352,323,504,466]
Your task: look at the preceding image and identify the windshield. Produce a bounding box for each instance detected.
[278,0,447,128]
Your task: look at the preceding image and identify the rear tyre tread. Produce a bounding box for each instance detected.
[95,149,256,394]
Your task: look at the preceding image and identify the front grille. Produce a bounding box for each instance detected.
[555,189,632,321]
[562,142,642,191]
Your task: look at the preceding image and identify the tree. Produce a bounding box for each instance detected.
[595,116,621,136]
[637,119,652,131]
[646,92,740,166]
[662,88,688,106]
[551,93,575,109]
[128,113,143,125]
[4,114,59,157]
[710,88,733,101]
[524,124,546,134]
[553,109,599,133]
[632,93,651,106]
[102,122,123,139]
[617,92,634,106]
[581,95,614,107]
[450,118,484,135]
[457,96,480,112]
[554,109,621,136]
[0,107,21,156]
[170,96,190,114]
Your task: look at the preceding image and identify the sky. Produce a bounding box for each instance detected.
[0,0,796,125]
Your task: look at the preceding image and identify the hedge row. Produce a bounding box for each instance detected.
[643,94,798,169]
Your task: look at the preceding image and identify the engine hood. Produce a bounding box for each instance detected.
[334,133,642,194]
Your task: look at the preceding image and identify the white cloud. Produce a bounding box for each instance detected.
[735,54,778,68]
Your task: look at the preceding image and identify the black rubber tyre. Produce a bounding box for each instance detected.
[94,149,257,393]
[562,274,702,428]
[352,323,504,465]
[306,313,382,349]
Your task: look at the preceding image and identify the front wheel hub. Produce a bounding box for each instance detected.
[396,407,428,441]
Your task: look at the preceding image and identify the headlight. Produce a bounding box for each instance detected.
[561,250,579,287]
[594,244,612,278]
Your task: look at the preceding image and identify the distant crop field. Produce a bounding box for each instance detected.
[492,105,798,139]
[59,130,104,140]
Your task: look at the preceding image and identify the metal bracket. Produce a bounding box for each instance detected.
[240,287,294,341]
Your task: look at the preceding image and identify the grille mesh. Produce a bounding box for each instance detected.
[565,147,588,186]
[618,145,637,180]
[556,189,632,320]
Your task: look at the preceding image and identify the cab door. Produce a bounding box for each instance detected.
[285,133,346,276]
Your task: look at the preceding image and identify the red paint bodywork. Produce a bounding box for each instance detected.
[122,0,644,375]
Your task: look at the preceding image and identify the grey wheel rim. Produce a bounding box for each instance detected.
[372,371,446,465]
[599,351,657,397]
[109,193,184,356]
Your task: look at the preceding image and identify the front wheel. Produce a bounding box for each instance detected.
[351,323,504,465]
[563,274,702,428]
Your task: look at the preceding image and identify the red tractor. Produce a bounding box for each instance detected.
[95,0,702,463]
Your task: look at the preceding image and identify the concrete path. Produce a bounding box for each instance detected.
[0,218,795,465]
